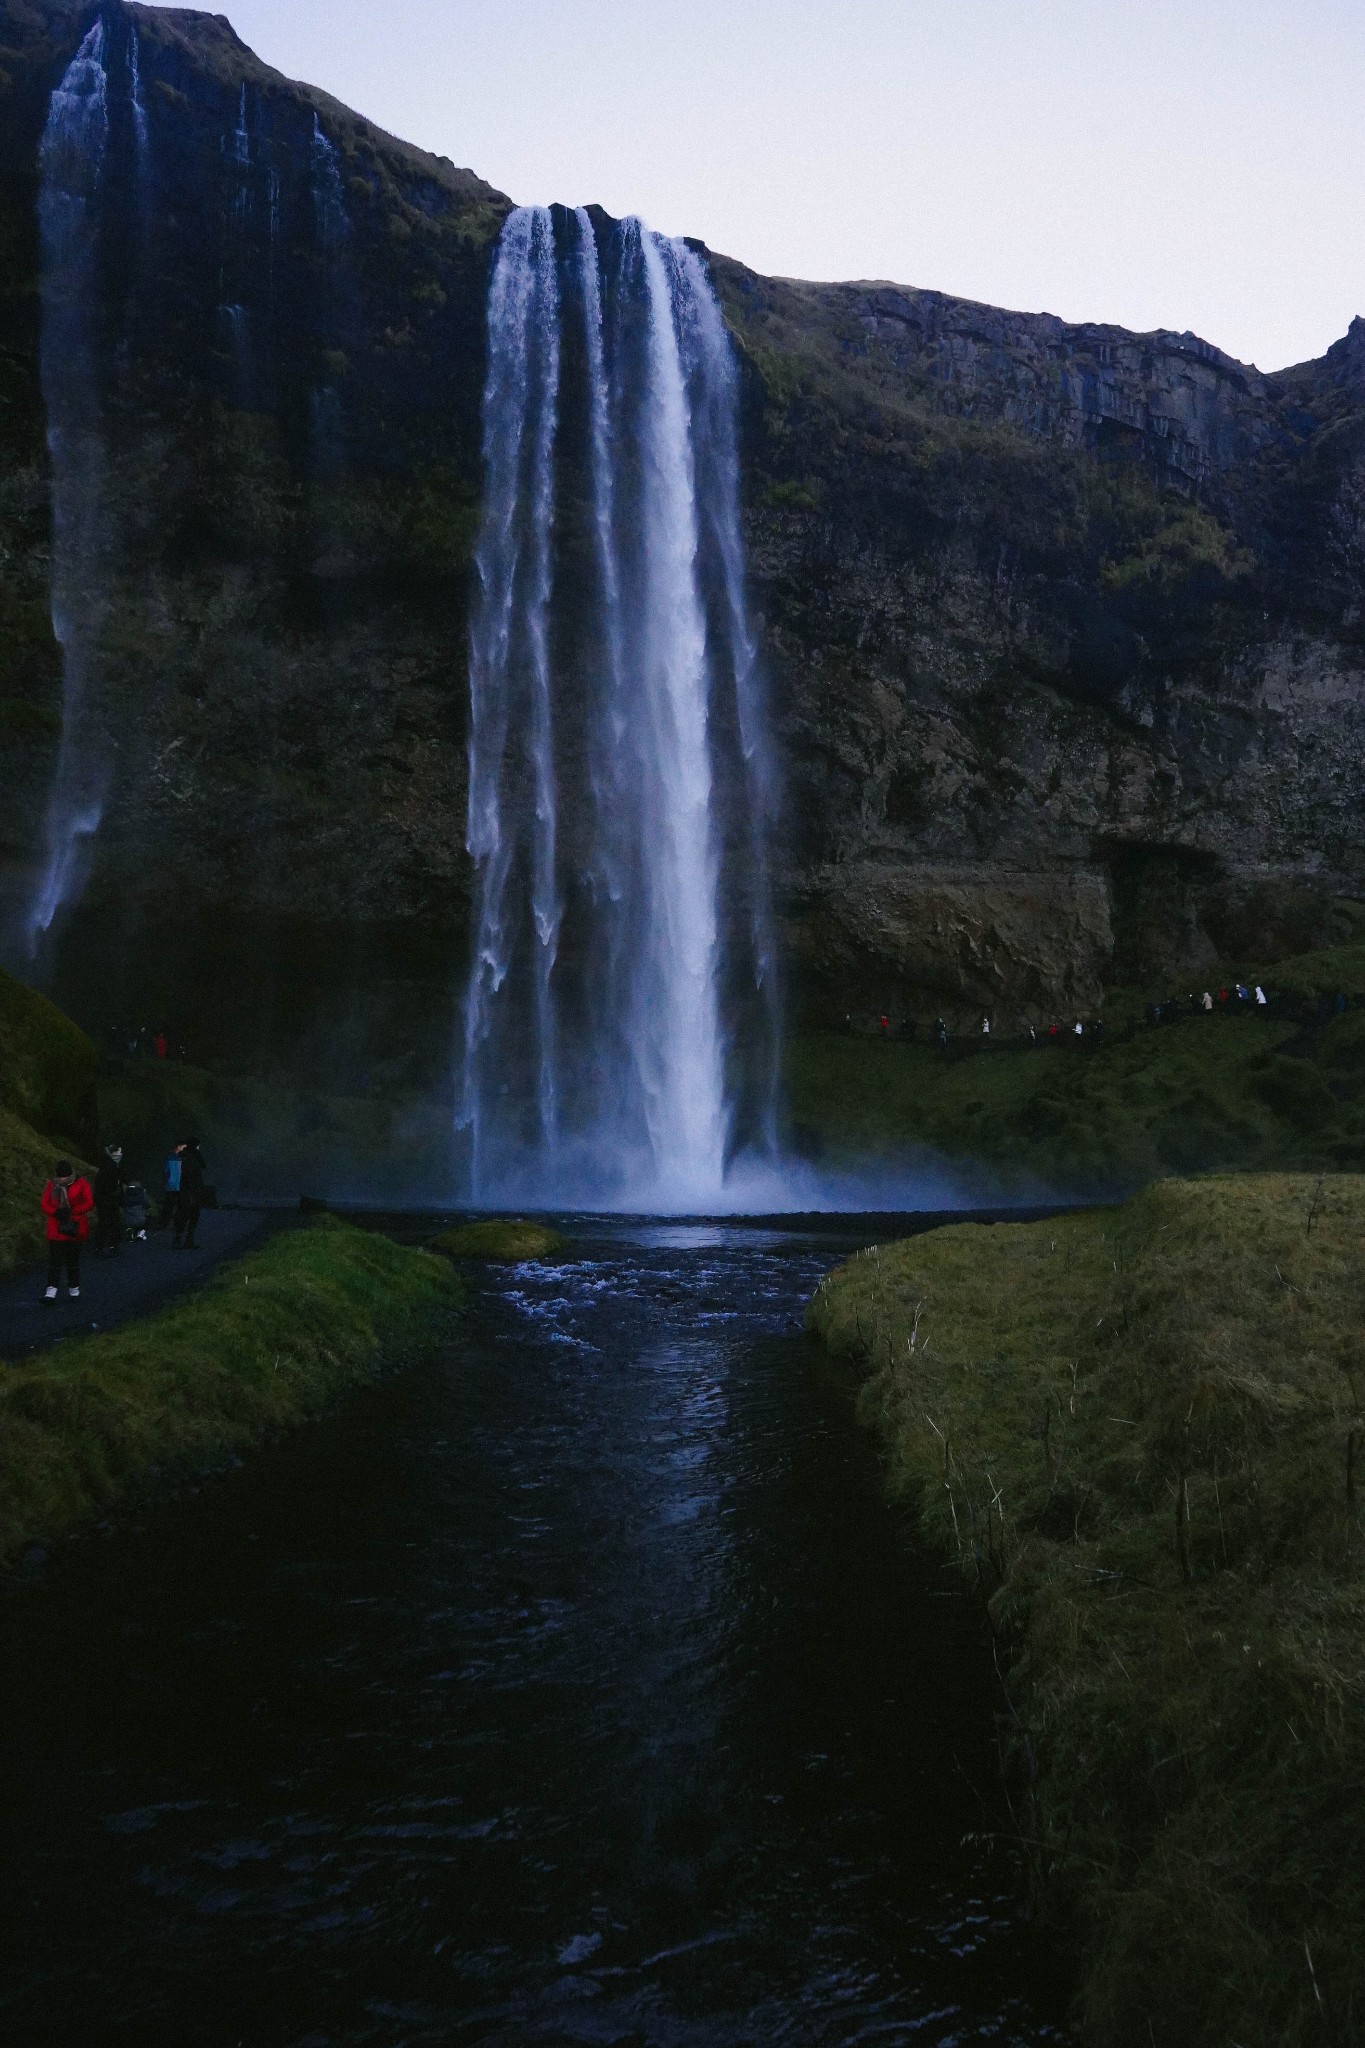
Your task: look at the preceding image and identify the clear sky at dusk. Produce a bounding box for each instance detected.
[146,0,1365,371]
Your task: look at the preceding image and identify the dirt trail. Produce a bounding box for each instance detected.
[0,1209,283,1361]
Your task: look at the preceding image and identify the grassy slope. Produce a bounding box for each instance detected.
[809,1176,1365,2047]
[787,941,1365,1192]
[0,967,100,1274]
[0,1215,460,1568]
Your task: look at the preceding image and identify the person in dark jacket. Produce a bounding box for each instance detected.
[173,1139,207,1250]
[41,1160,94,1300]
[93,1142,125,1256]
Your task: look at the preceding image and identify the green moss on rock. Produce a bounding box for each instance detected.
[429,1218,568,1262]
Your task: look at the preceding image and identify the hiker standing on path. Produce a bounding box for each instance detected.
[159,1144,182,1230]
[93,1142,125,1257]
[173,1139,207,1250]
[41,1160,94,1302]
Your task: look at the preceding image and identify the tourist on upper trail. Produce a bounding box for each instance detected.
[1203,991,1214,1012]
[154,1029,168,1060]
[173,1140,207,1251]
[981,1016,991,1035]
[159,1144,182,1231]
[93,1143,124,1256]
[41,1159,94,1302]
[1256,984,1268,1007]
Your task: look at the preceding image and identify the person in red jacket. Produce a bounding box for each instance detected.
[41,1159,94,1302]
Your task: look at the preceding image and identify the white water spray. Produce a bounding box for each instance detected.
[459,207,777,1208]
[28,24,110,952]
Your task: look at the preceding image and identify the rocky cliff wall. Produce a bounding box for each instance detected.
[0,0,1362,1081]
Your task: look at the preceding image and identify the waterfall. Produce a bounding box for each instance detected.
[28,24,111,952]
[311,114,350,251]
[672,243,782,1150]
[128,21,150,203]
[458,207,778,1209]
[458,205,563,1192]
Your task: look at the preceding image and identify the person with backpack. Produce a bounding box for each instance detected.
[173,1139,208,1250]
[41,1160,94,1301]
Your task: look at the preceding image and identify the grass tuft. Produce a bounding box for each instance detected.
[428,1218,569,1262]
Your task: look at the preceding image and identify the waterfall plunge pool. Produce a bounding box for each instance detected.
[0,1214,1070,2045]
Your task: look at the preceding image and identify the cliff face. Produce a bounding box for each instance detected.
[0,0,1362,1084]
[716,267,1365,1016]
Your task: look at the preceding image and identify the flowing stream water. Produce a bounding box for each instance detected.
[0,1219,1067,2046]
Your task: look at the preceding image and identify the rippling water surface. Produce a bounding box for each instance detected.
[0,1218,1068,2045]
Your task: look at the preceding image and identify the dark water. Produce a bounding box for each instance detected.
[0,1218,1068,2046]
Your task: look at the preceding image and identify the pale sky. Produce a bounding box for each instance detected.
[147,0,1365,371]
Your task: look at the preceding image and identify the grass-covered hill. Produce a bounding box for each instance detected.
[0,965,99,1274]
[810,1173,1365,2047]
[787,939,1365,1195]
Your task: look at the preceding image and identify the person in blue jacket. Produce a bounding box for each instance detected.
[159,1143,182,1231]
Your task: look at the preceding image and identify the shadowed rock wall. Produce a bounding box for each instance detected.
[0,0,1362,1080]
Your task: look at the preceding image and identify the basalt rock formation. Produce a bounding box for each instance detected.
[0,0,1362,1094]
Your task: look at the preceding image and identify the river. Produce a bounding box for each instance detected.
[0,1216,1068,2044]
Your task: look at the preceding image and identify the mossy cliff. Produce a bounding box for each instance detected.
[0,1214,461,1568]
[809,1177,1365,2047]
[0,0,1361,1085]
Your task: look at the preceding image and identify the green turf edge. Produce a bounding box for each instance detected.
[0,1215,463,1569]
[428,1219,569,1261]
[808,1175,1365,2048]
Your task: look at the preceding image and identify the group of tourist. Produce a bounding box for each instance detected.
[39,1139,210,1302]
[1143,982,1268,1025]
[108,1021,187,1062]
[843,975,1362,1048]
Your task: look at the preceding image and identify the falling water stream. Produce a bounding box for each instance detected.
[459,208,781,1211]
[27,23,111,951]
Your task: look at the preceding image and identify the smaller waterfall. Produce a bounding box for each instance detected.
[311,115,350,250]
[128,21,150,203]
[232,83,250,166]
[309,116,352,477]
[28,23,111,951]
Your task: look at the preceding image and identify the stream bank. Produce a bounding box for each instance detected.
[809,1175,1365,2046]
[0,1216,461,1570]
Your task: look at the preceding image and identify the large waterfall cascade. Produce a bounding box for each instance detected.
[459,205,781,1209]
